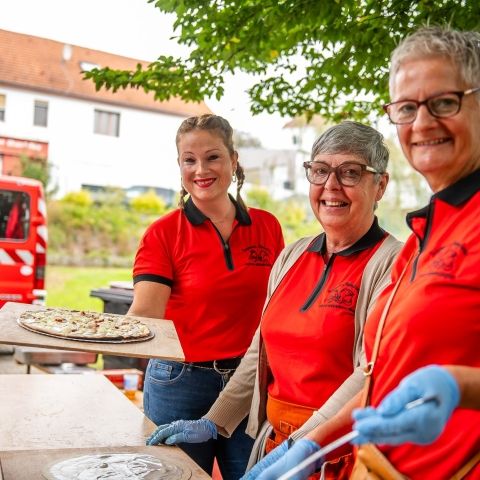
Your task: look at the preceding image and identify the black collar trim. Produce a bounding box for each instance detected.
[406,168,480,223]
[307,217,385,256]
[434,167,480,206]
[406,204,429,223]
[183,194,252,226]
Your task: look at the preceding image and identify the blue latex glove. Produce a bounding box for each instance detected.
[241,439,323,480]
[146,418,217,446]
[240,440,289,479]
[352,365,460,445]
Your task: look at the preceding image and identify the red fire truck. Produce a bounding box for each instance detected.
[0,175,47,307]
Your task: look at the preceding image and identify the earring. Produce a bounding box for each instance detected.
[232,173,237,183]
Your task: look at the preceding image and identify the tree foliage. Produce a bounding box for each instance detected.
[85,0,480,121]
[246,186,319,243]
[376,138,430,239]
[20,155,58,197]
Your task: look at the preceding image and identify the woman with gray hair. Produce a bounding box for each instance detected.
[146,120,402,478]
[253,26,480,480]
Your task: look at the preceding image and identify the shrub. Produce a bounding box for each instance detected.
[130,190,168,215]
[47,194,168,266]
[61,190,94,207]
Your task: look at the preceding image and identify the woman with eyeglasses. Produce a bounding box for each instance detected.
[250,26,480,480]
[146,120,402,479]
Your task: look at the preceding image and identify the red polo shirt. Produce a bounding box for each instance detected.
[133,197,284,362]
[262,218,387,408]
[365,169,480,479]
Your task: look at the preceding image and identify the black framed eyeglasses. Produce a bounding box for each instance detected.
[303,161,380,187]
[383,87,480,124]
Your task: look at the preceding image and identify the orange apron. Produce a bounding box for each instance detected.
[266,394,353,480]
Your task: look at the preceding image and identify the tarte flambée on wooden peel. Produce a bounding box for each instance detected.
[18,308,153,343]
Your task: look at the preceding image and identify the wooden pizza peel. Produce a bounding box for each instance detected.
[0,302,184,361]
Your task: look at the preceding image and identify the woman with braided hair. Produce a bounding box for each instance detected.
[128,114,284,479]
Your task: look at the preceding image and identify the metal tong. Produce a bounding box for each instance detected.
[277,395,438,480]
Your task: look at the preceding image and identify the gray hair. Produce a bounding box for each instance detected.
[390,27,480,93]
[311,121,389,174]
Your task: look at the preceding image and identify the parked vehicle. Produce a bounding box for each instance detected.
[0,175,47,307]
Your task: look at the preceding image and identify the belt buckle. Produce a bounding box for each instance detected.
[213,359,233,374]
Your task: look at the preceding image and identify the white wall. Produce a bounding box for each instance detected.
[0,86,186,196]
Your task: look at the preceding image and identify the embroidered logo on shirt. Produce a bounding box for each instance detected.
[426,242,467,278]
[244,245,272,266]
[323,282,359,311]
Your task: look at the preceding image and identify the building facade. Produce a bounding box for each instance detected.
[0,29,211,196]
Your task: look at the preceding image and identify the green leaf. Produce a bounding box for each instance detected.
[85,0,480,121]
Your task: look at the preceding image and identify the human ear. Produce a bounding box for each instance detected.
[375,173,389,202]
[231,151,239,172]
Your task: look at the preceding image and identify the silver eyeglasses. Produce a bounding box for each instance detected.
[303,161,380,187]
[383,87,480,124]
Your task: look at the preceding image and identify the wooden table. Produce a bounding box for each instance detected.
[0,302,184,361]
[0,374,153,451]
[0,375,211,479]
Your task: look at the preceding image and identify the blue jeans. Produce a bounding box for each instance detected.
[144,359,254,480]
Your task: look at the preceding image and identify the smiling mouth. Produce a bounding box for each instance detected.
[322,200,348,207]
[194,178,216,188]
[413,138,450,146]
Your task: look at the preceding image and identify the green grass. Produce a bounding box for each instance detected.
[46,265,132,311]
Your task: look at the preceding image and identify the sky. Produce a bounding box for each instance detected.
[0,0,291,149]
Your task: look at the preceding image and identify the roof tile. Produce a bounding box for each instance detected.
[0,29,212,117]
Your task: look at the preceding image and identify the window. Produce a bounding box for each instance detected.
[94,109,120,137]
[79,61,100,72]
[0,94,5,122]
[0,190,30,241]
[34,100,48,127]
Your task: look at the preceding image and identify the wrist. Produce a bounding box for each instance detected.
[430,365,460,410]
[204,419,218,439]
[443,365,479,409]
